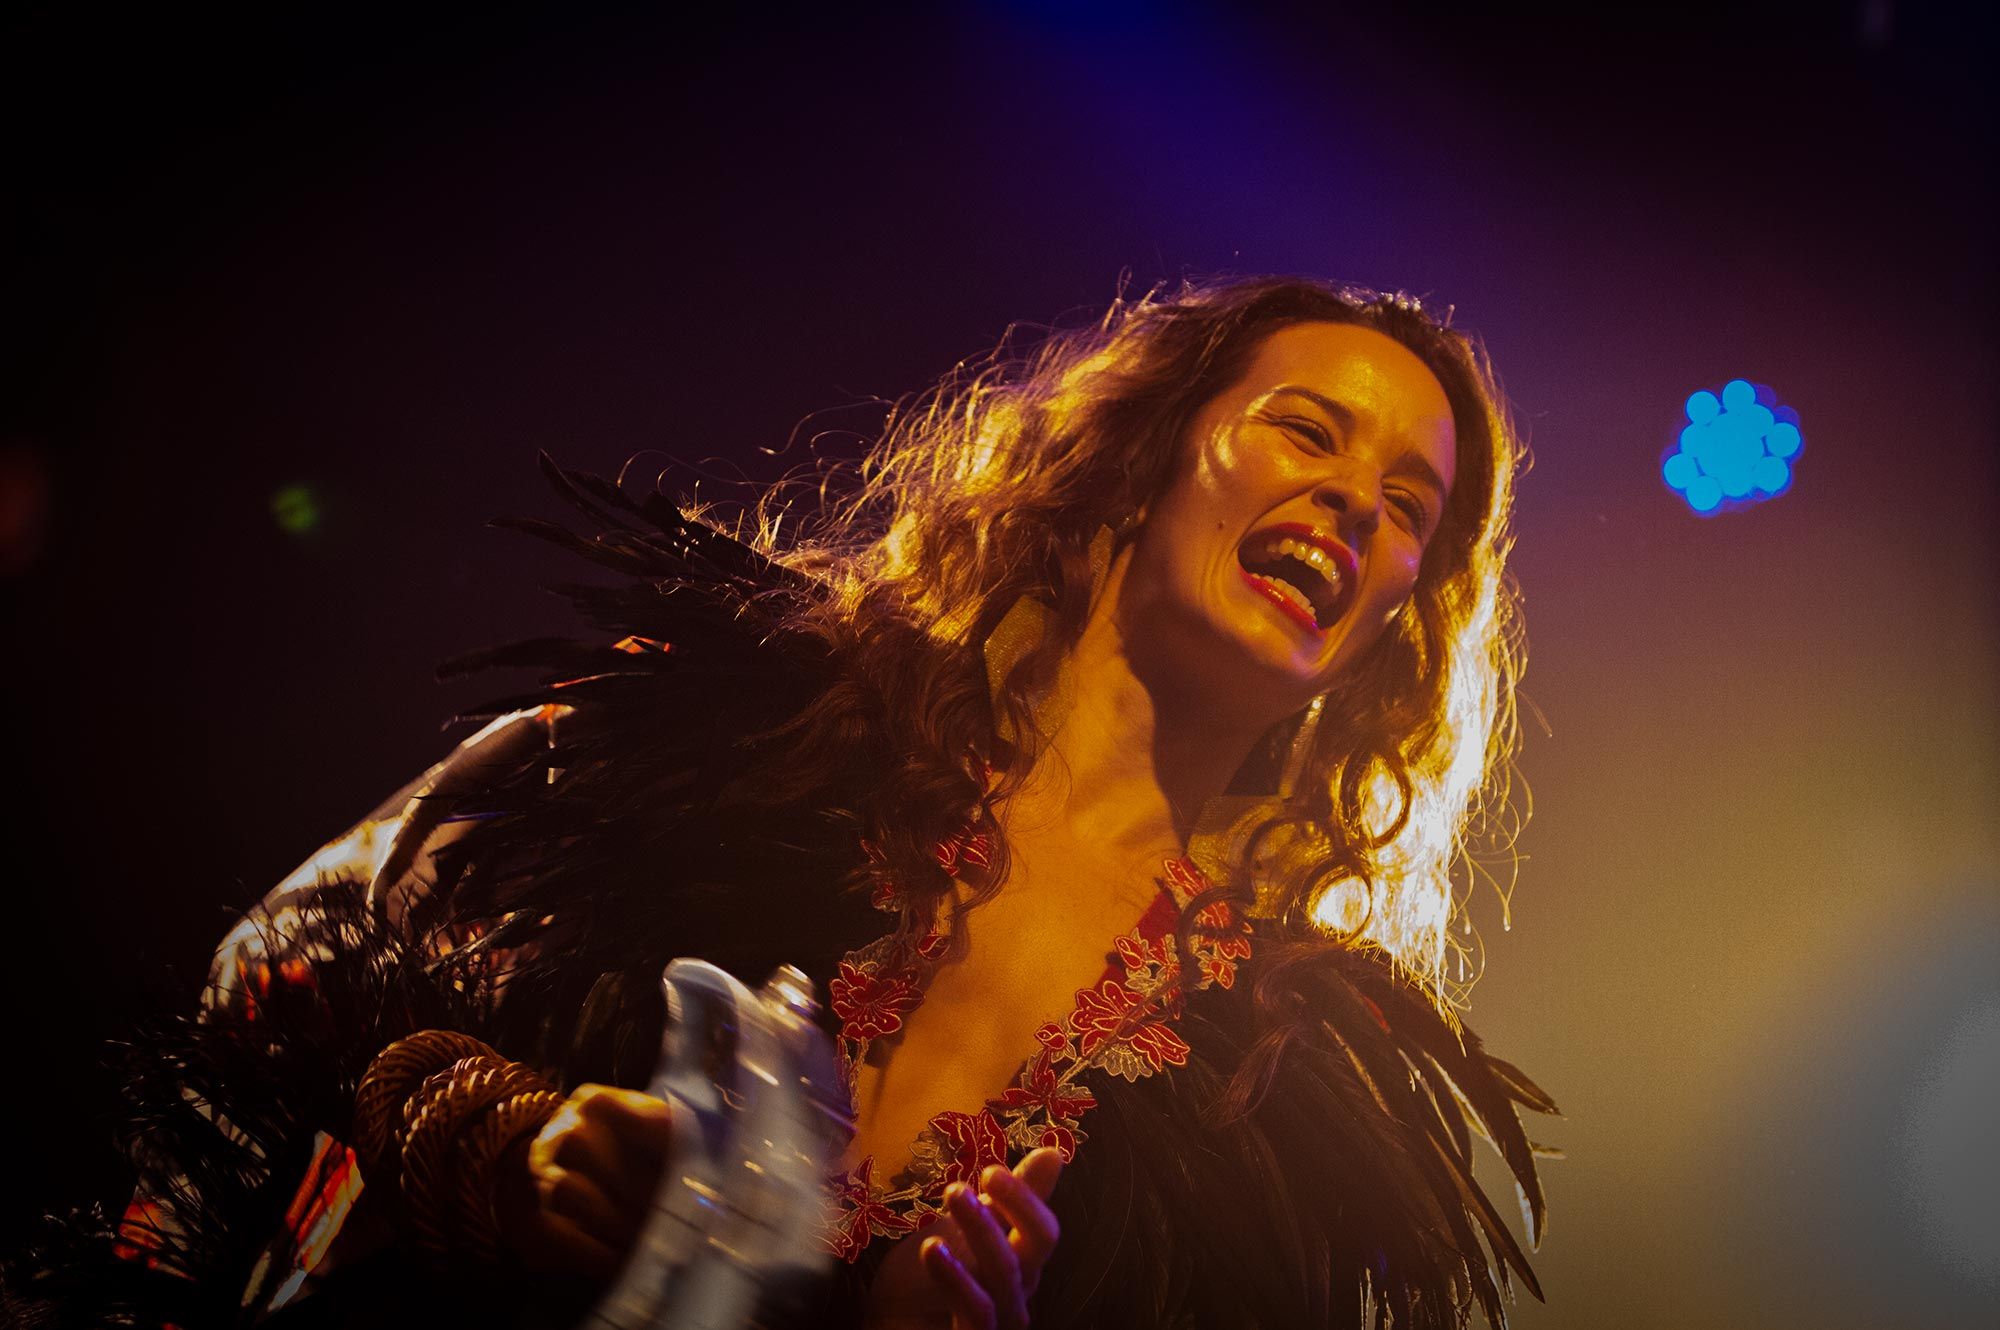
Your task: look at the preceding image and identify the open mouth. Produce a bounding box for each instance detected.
[1238,529,1350,632]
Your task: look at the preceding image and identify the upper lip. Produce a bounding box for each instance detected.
[1256,521,1358,589]
[1244,520,1360,624]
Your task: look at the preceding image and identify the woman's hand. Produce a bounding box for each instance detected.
[868,1147,1065,1330]
[493,1083,673,1280]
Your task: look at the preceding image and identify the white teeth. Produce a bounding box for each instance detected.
[1242,529,1349,629]
[1300,544,1340,588]
[1249,532,1342,595]
[1257,573,1316,619]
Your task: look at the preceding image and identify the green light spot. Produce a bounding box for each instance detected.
[271,484,319,535]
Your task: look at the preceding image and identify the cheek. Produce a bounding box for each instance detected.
[1146,444,1256,576]
[1122,513,1219,612]
[1188,417,1301,508]
[1330,569,1424,679]
[1363,550,1425,624]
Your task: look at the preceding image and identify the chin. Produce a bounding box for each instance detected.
[1232,604,1386,701]
[1183,619,1330,715]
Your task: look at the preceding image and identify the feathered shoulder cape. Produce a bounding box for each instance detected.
[1,458,1558,1330]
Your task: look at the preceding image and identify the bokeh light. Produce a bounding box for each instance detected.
[1662,379,1804,515]
[270,484,320,535]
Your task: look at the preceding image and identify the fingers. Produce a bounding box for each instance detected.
[562,1084,675,1170]
[541,1167,631,1246]
[1013,1146,1064,1202]
[922,1235,997,1330]
[948,1182,1030,1325]
[918,1156,1065,1328]
[533,1083,673,1157]
[946,1182,1017,1278]
[577,1084,676,1160]
[535,1087,672,1211]
[983,1161,1060,1271]
[517,1083,674,1261]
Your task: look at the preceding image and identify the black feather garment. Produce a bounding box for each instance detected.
[0,458,1558,1329]
[1025,943,1558,1330]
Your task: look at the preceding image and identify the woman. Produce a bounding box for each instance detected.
[11,275,1554,1329]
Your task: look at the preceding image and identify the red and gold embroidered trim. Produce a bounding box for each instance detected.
[824,847,1250,1262]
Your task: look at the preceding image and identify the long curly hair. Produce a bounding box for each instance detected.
[727,274,1524,1002]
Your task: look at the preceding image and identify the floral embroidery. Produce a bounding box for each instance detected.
[859,839,904,912]
[914,1108,1012,1187]
[1071,977,1156,1059]
[1033,1124,1078,1162]
[1114,931,1169,971]
[1193,902,1252,990]
[822,824,1254,1262]
[865,824,998,912]
[934,828,995,874]
[1162,857,1207,897]
[828,961,922,1040]
[1066,974,1193,1081]
[995,1051,1098,1121]
[827,1158,916,1262]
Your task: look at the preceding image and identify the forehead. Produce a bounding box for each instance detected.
[1236,321,1456,437]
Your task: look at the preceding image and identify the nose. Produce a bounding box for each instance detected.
[1312,459,1382,541]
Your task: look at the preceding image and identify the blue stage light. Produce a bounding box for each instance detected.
[1663,379,1803,515]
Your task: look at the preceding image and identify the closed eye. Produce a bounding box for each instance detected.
[1282,414,1429,530]
[1389,491,1429,532]
[1278,415,1334,450]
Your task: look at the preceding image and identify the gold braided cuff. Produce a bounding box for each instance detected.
[453,1088,566,1262]
[351,1029,561,1266]
[401,1057,549,1258]
[353,1030,496,1175]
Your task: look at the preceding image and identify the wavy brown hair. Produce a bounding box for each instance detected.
[735,274,1524,1001]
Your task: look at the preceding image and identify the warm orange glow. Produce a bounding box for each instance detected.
[1310,461,1519,1002]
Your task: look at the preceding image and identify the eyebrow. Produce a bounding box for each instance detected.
[1271,386,1451,501]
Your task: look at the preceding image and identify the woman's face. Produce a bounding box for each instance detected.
[1117,320,1459,720]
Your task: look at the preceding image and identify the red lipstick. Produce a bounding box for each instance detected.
[1240,567,1324,634]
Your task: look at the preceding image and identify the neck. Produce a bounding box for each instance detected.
[1002,558,1274,890]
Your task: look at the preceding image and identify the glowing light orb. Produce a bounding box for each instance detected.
[1663,379,1803,515]
[271,484,320,535]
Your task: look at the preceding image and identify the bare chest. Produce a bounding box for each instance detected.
[838,889,1135,1179]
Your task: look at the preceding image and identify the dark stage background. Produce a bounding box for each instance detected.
[4,3,1995,1325]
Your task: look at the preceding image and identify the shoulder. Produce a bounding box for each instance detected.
[206,708,561,1014]
[1147,923,1560,1323]
[1221,922,1555,1153]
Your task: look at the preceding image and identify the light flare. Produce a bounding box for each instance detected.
[1308,520,1515,1001]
